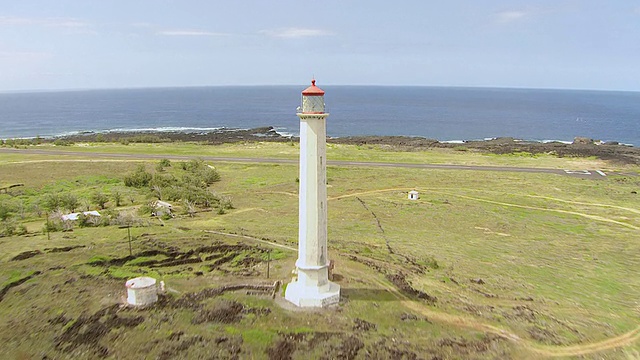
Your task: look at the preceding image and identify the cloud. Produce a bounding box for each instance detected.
[259,27,334,38]
[0,51,53,62]
[131,22,153,28]
[156,29,229,37]
[495,10,528,23]
[0,16,89,28]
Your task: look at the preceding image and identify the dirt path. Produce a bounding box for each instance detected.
[524,194,640,215]
[430,190,639,230]
[203,230,296,252]
[207,227,639,357]
[329,188,408,201]
[0,147,614,178]
[529,325,640,357]
[352,267,640,357]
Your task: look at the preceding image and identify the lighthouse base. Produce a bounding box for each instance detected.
[285,280,340,308]
[285,264,340,307]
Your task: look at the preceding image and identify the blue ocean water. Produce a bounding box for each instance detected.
[0,86,639,146]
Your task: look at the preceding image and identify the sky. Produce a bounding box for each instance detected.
[0,0,639,92]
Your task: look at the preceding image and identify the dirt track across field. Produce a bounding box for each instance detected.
[0,147,620,179]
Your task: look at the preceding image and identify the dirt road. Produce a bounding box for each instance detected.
[0,147,615,179]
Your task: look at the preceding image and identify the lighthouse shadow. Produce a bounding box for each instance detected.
[340,288,401,302]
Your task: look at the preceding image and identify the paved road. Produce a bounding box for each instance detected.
[0,147,617,179]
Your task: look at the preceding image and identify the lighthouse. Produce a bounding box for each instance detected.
[284,79,341,307]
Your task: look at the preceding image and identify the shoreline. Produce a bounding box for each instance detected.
[3,126,640,165]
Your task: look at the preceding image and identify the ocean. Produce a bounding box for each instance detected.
[0,86,639,146]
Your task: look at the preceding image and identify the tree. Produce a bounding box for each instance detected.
[42,193,62,212]
[159,158,171,168]
[152,185,163,200]
[31,200,43,217]
[112,190,122,207]
[60,193,79,212]
[123,165,152,188]
[156,158,171,172]
[92,192,108,209]
[0,201,12,221]
[199,167,221,185]
[184,199,196,217]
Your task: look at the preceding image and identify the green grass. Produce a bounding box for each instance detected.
[0,143,639,358]
[5,141,626,170]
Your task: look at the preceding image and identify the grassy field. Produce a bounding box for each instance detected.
[1,142,639,359]
[5,140,627,169]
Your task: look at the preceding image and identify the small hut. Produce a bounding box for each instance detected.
[125,277,158,306]
[152,200,173,217]
[408,190,419,201]
[61,210,101,221]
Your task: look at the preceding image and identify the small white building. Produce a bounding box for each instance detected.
[152,200,173,217]
[125,276,158,306]
[61,210,101,221]
[408,190,419,201]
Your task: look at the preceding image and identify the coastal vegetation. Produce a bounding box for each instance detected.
[0,140,639,358]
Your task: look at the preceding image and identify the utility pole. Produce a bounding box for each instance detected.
[120,224,132,256]
[45,212,50,241]
[128,225,132,256]
[267,250,271,279]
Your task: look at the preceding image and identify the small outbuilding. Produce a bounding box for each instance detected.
[61,210,101,221]
[152,200,173,217]
[408,190,419,201]
[125,276,158,306]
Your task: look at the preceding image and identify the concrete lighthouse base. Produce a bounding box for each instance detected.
[285,264,340,308]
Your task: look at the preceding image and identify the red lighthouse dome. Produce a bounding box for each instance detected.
[302,79,325,96]
[299,79,326,114]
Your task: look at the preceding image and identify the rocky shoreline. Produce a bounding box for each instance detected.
[56,126,640,165]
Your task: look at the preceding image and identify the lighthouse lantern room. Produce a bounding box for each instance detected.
[300,79,325,114]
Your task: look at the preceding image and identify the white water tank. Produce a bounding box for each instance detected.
[125,276,158,306]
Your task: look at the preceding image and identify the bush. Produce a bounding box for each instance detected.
[112,190,122,207]
[138,204,153,216]
[199,167,221,185]
[43,219,63,233]
[15,224,28,235]
[124,165,152,188]
[60,193,79,212]
[42,193,62,212]
[0,220,16,237]
[0,201,13,221]
[91,192,108,209]
[53,139,73,146]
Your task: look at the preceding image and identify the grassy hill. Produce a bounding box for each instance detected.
[1,142,639,359]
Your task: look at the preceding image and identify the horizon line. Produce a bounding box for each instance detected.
[1,84,639,95]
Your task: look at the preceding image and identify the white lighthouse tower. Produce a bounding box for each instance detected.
[285,79,340,307]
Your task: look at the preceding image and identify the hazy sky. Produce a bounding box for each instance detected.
[1,1,639,91]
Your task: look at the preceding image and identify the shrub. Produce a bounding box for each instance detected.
[15,224,28,235]
[138,204,153,216]
[53,139,73,146]
[124,165,152,188]
[60,193,79,212]
[43,218,63,233]
[42,193,62,212]
[112,190,122,207]
[199,167,221,185]
[91,192,108,209]
[0,220,16,237]
[0,201,13,221]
